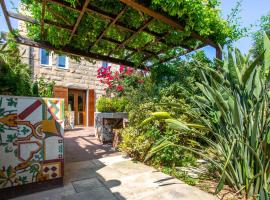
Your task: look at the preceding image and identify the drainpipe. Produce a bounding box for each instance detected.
[28,46,34,78]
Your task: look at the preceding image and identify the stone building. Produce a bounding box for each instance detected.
[18,13,119,127]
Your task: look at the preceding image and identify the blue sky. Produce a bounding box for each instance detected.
[0,0,270,58]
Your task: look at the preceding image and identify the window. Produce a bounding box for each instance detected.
[102,61,108,68]
[57,55,68,69]
[40,49,51,65]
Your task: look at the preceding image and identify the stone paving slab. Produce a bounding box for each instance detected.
[72,178,104,193]
[62,187,118,200]
[11,155,217,200]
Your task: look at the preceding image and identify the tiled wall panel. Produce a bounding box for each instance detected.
[0,96,64,189]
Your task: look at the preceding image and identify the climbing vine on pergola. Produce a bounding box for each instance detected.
[1,0,232,68]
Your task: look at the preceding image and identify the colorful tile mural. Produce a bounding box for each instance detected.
[0,95,64,189]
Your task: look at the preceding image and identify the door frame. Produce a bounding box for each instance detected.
[68,89,86,126]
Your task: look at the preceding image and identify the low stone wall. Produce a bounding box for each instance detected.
[95,112,128,143]
[0,95,64,189]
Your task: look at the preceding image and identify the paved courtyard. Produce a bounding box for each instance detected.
[64,127,121,163]
[9,127,217,200]
[11,155,217,200]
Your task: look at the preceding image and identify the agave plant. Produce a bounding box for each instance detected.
[146,33,270,199]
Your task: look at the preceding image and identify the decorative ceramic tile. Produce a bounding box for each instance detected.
[17,99,44,124]
[43,136,63,160]
[0,145,20,168]
[15,162,42,186]
[42,160,62,180]
[17,140,42,162]
[0,96,64,189]
[42,120,62,138]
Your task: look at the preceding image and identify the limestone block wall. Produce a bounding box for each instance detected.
[0,95,64,189]
[17,6,119,99]
[19,44,119,100]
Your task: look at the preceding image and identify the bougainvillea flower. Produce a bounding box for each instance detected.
[119,65,125,73]
[116,85,124,91]
[125,67,134,75]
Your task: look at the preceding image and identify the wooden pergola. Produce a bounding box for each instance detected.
[0,0,222,68]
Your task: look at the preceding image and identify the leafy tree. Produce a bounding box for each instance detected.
[0,33,54,97]
[225,0,249,44]
[0,33,33,96]
[252,12,270,58]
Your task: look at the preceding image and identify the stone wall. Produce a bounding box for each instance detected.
[17,14,119,99]
[19,44,119,99]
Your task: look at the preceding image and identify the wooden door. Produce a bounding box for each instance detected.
[88,89,95,126]
[53,86,68,110]
[68,89,86,126]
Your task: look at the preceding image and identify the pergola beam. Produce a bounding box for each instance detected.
[46,0,168,42]
[125,38,154,60]
[68,0,90,41]
[45,0,193,53]
[137,31,174,66]
[119,0,218,48]
[15,36,135,67]
[0,0,14,33]
[7,11,158,58]
[8,11,37,24]
[0,0,221,68]
[102,37,155,56]
[109,18,154,57]
[41,0,46,39]
[8,11,73,30]
[90,6,128,50]
[157,44,207,65]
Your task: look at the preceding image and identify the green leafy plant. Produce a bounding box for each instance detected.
[252,12,270,60]
[120,52,211,169]
[32,76,55,97]
[0,34,55,97]
[145,34,270,199]
[0,34,32,96]
[96,96,127,112]
[119,126,153,161]
[20,0,239,66]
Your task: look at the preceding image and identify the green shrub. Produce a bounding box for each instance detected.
[96,96,127,112]
[0,35,32,96]
[0,34,54,97]
[146,34,270,199]
[96,97,114,112]
[119,54,210,169]
[119,126,152,161]
[32,76,55,97]
[112,97,128,112]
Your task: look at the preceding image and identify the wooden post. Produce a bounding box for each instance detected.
[215,46,222,70]
[216,46,222,60]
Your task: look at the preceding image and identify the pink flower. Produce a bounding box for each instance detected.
[116,85,124,91]
[119,65,125,73]
[107,75,113,81]
[125,67,134,76]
